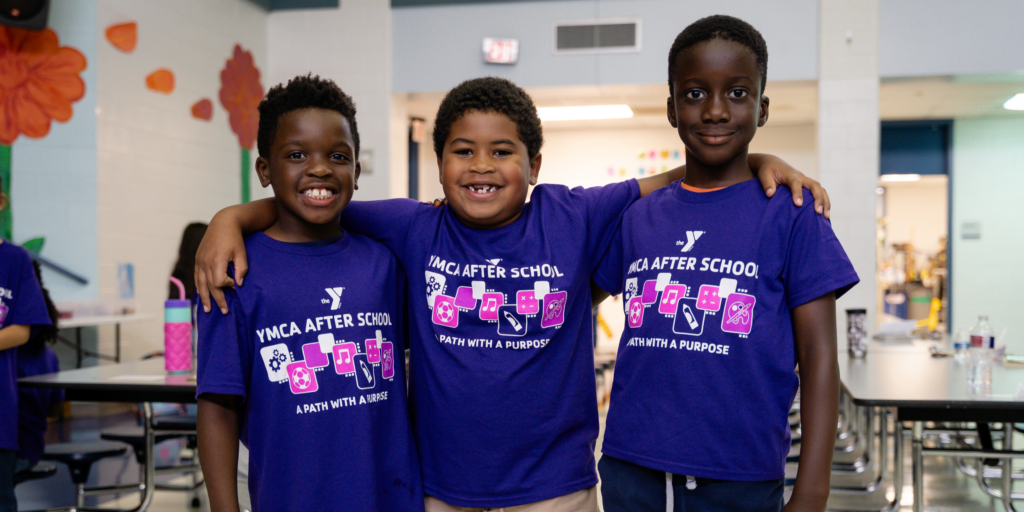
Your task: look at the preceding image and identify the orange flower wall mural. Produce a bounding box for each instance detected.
[0,25,87,240]
[219,45,263,203]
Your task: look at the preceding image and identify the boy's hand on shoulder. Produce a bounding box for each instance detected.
[196,211,248,315]
[751,153,831,218]
[430,197,447,207]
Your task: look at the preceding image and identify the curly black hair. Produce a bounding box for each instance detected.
[667,15,768,97]
[432,77,543,159]
[256,74,360,159]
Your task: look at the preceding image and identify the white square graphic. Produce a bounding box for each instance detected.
[718,278,737,301]
[260,343,293,382]
[533,281,550,300]
[655,272,672,292]
[425,271,447,308]
[317,332,335,354]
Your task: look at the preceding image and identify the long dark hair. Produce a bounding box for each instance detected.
[23,260,59,356]
[169,223,208,300]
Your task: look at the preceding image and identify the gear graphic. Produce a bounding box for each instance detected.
[426,276,442,293]
[268,349,286,372]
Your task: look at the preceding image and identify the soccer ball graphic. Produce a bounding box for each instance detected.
[291,367,313,390]
[436,300,456,323]
[629,301,643,325]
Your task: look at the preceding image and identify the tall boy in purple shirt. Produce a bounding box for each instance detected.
[195,75,422,512]
[594,16,859,512]
[193,77,829,510]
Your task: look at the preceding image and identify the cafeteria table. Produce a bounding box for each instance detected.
[839,339,1024,512]
[18,359,196,512]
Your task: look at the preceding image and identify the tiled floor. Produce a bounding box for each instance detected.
[15,409,1017,511]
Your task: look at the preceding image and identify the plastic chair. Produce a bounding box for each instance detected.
[12,461,57,486]
[42,440,129,508]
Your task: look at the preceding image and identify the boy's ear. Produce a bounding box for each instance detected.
[528,153,542,186]
[758,94,770,127]
[666,96,679,128]
[353,161,361,190]
[255,156,272,188]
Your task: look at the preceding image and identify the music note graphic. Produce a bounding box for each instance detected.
[333,342,356,375]
[659,284,687,314]
[479,292,503,321]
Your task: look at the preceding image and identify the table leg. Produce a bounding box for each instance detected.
[913,421,924,512]
[139,402,155,512]
[115,323,121,363]
[886,412,904,512]
[1004,422,1017,512]
[75,327,83,369]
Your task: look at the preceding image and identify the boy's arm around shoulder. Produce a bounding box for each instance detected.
[196,198,277,315]
[0,325,31,351]
[635,154,831,215]
[786,293,839,512]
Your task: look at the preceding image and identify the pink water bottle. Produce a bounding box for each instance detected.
[165,277,193,373]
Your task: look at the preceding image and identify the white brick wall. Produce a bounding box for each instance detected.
[95,0,268,361]
[818,0,880,334]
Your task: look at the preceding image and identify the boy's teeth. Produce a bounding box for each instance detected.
[303,188,334,200]
[469,185,496,193]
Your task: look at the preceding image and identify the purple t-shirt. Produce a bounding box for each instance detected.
[341,181,640,507]
[17,345,63,463]
[594,180,859,481]
[0,242,52,451]
[196,232,422,512]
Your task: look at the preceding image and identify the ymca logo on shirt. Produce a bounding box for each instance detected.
[676,231,705,252]
[323,287,345,310]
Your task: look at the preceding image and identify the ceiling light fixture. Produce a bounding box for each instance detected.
[880,174,921,182]
[1003,93,1024,110]
[537,105,633,121]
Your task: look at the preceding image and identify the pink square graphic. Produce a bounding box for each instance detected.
[516,290,539,315]
[0,304,7,324]
[381,342,395,379]
[540,291,568,328]
[696,285,722,311]
[432,294,459,327]
[658,284,687,314]
[640,280,659,304]
[366,338,381,363]
[332,342,357,374]
[721,293,756,335]
[286,361,319,394]
[627,296,645,328]
[479,292,503,321]
[454,286,477,309]
[301,343,330,369]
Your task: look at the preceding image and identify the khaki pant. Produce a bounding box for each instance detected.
[424,486,598,512]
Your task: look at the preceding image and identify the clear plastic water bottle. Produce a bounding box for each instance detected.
[952,327,970,362]
[968,315,995,388]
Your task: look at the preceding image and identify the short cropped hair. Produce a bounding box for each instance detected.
[667,15,768,96]
[432,77,543,159]
[257,74,360,159]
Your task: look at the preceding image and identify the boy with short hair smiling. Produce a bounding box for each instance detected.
[195,75,422,512]
[594,16,858,512]
[195,77,827,510]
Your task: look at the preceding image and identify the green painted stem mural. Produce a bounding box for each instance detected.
[1,145,11,240]
[241,147,251,203]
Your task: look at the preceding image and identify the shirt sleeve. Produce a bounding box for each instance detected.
[340,199,422,266]
[784,190,861,309]
[7,253,52,329]
[196,288,249,399]
[592,224,626,296]
[573,179,641,275]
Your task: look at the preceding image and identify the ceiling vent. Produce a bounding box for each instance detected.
[554,19,641,53]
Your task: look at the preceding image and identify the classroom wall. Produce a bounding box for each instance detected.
[267,0,396,201]
[94,0,268,361]
[882,178,947,255]
[392,0,819,93]
[10,0,99,301]
[951,117,1024,352]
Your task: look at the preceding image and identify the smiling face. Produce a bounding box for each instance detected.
[668,38,768,176]
[256,107,359,242]
[438,110,541,230]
